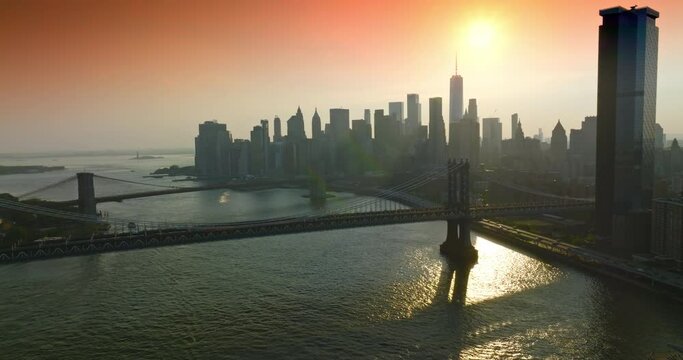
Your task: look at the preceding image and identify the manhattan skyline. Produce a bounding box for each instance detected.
[1,0,683,153]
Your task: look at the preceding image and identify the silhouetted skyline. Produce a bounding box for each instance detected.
[1,0,682,153]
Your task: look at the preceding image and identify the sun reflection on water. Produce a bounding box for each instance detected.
[466,235,564,305]
[369,247,444,321]
[372,234,564,323]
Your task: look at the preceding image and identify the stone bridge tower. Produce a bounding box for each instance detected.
[440,160,478,264]
[77,172,97,216]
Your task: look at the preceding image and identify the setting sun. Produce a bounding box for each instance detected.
[468,21,496,48]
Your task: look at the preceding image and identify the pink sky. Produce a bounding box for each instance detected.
[1,0,681,152]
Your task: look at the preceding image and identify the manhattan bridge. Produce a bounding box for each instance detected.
[0,160,593,263]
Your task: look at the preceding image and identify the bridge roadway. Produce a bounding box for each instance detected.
[0,202,593,263]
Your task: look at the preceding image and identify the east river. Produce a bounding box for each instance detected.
[0,153,682,359]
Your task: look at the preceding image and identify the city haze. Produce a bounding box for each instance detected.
[1,0,682,152]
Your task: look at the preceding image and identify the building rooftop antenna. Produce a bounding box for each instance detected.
[455,53,458,75]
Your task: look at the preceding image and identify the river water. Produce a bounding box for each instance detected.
[0,153,682,359]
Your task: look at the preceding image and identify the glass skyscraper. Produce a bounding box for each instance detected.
[595,6,659,250]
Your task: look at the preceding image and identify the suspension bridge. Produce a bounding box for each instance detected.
[0,160,593,263]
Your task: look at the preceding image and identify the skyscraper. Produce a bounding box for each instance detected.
[273,116,282,142]
[428,97,447,165]
[327,109,350,174]
[511,113,519,140]
[550,120,567,164]
[449,61,463,124]
[655,123,665,149]
[481,117,502,164]
[364,109,372,124]
[250,125,266,175]
[388,102,404,126]
[406,94,421,135]
[351,119,373,174]
[569,116,597,177]
[451,100,480,167]
[374,109,400,163]
[312,108,323,140]
[595,6,659,250]
[287,107,306,141]
[260,119,270,172]
[195,120,232,178]
[329,108,350,142]
[466,98,478,119]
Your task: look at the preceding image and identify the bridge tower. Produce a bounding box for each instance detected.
[77,172,97,216]
[440,160,478,264]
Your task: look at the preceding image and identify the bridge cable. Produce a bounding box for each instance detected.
[93,174,188,190]
[17,175,77,199]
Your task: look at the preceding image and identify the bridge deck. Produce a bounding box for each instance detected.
[0,202,594,263]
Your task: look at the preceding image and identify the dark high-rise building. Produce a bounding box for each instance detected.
[329,108,350,142]
[568,116,598,179]
[374,109,400,162]
[595,6,659,249]
[287,107,307,141]
[451,100,480,167]
[284,107,309,176]
[260,119,270,172]
[550,120,567,164]
[449,62,463,124]
[328,108,350,174]
[511,113,519,140]
[655,123,665,149]
[428,97,447,165]
[481,117,502,164]
[364,109,372,124]
[352,119,372,145]
[231,139,250,177]
[406,94,421,135]
[388,102,404,123]
[351,119,373,174]
[260,120,270,143]
[312,108,323,140]
[466,98,478,119]
[195,120,232,178]
[273,116,282,142]
[250,125,266,175]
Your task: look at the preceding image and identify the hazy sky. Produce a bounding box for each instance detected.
[1,0,682,153]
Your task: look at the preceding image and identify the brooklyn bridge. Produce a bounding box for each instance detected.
[0,160,593,263]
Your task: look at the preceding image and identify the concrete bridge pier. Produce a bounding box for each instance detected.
[440,219,478,265]
[77,172,97,216]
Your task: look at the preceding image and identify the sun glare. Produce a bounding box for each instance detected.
[468,21,496,49]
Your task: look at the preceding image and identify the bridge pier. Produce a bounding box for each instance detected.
[309,176,327,203]
[77,172,97,216]
[440,219,478,265]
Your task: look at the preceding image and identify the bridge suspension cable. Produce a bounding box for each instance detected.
[485,178,594,203]
[17,175,77,200]
[321,164,459,215]
[308,166,448,217]
[92,174,188,190]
